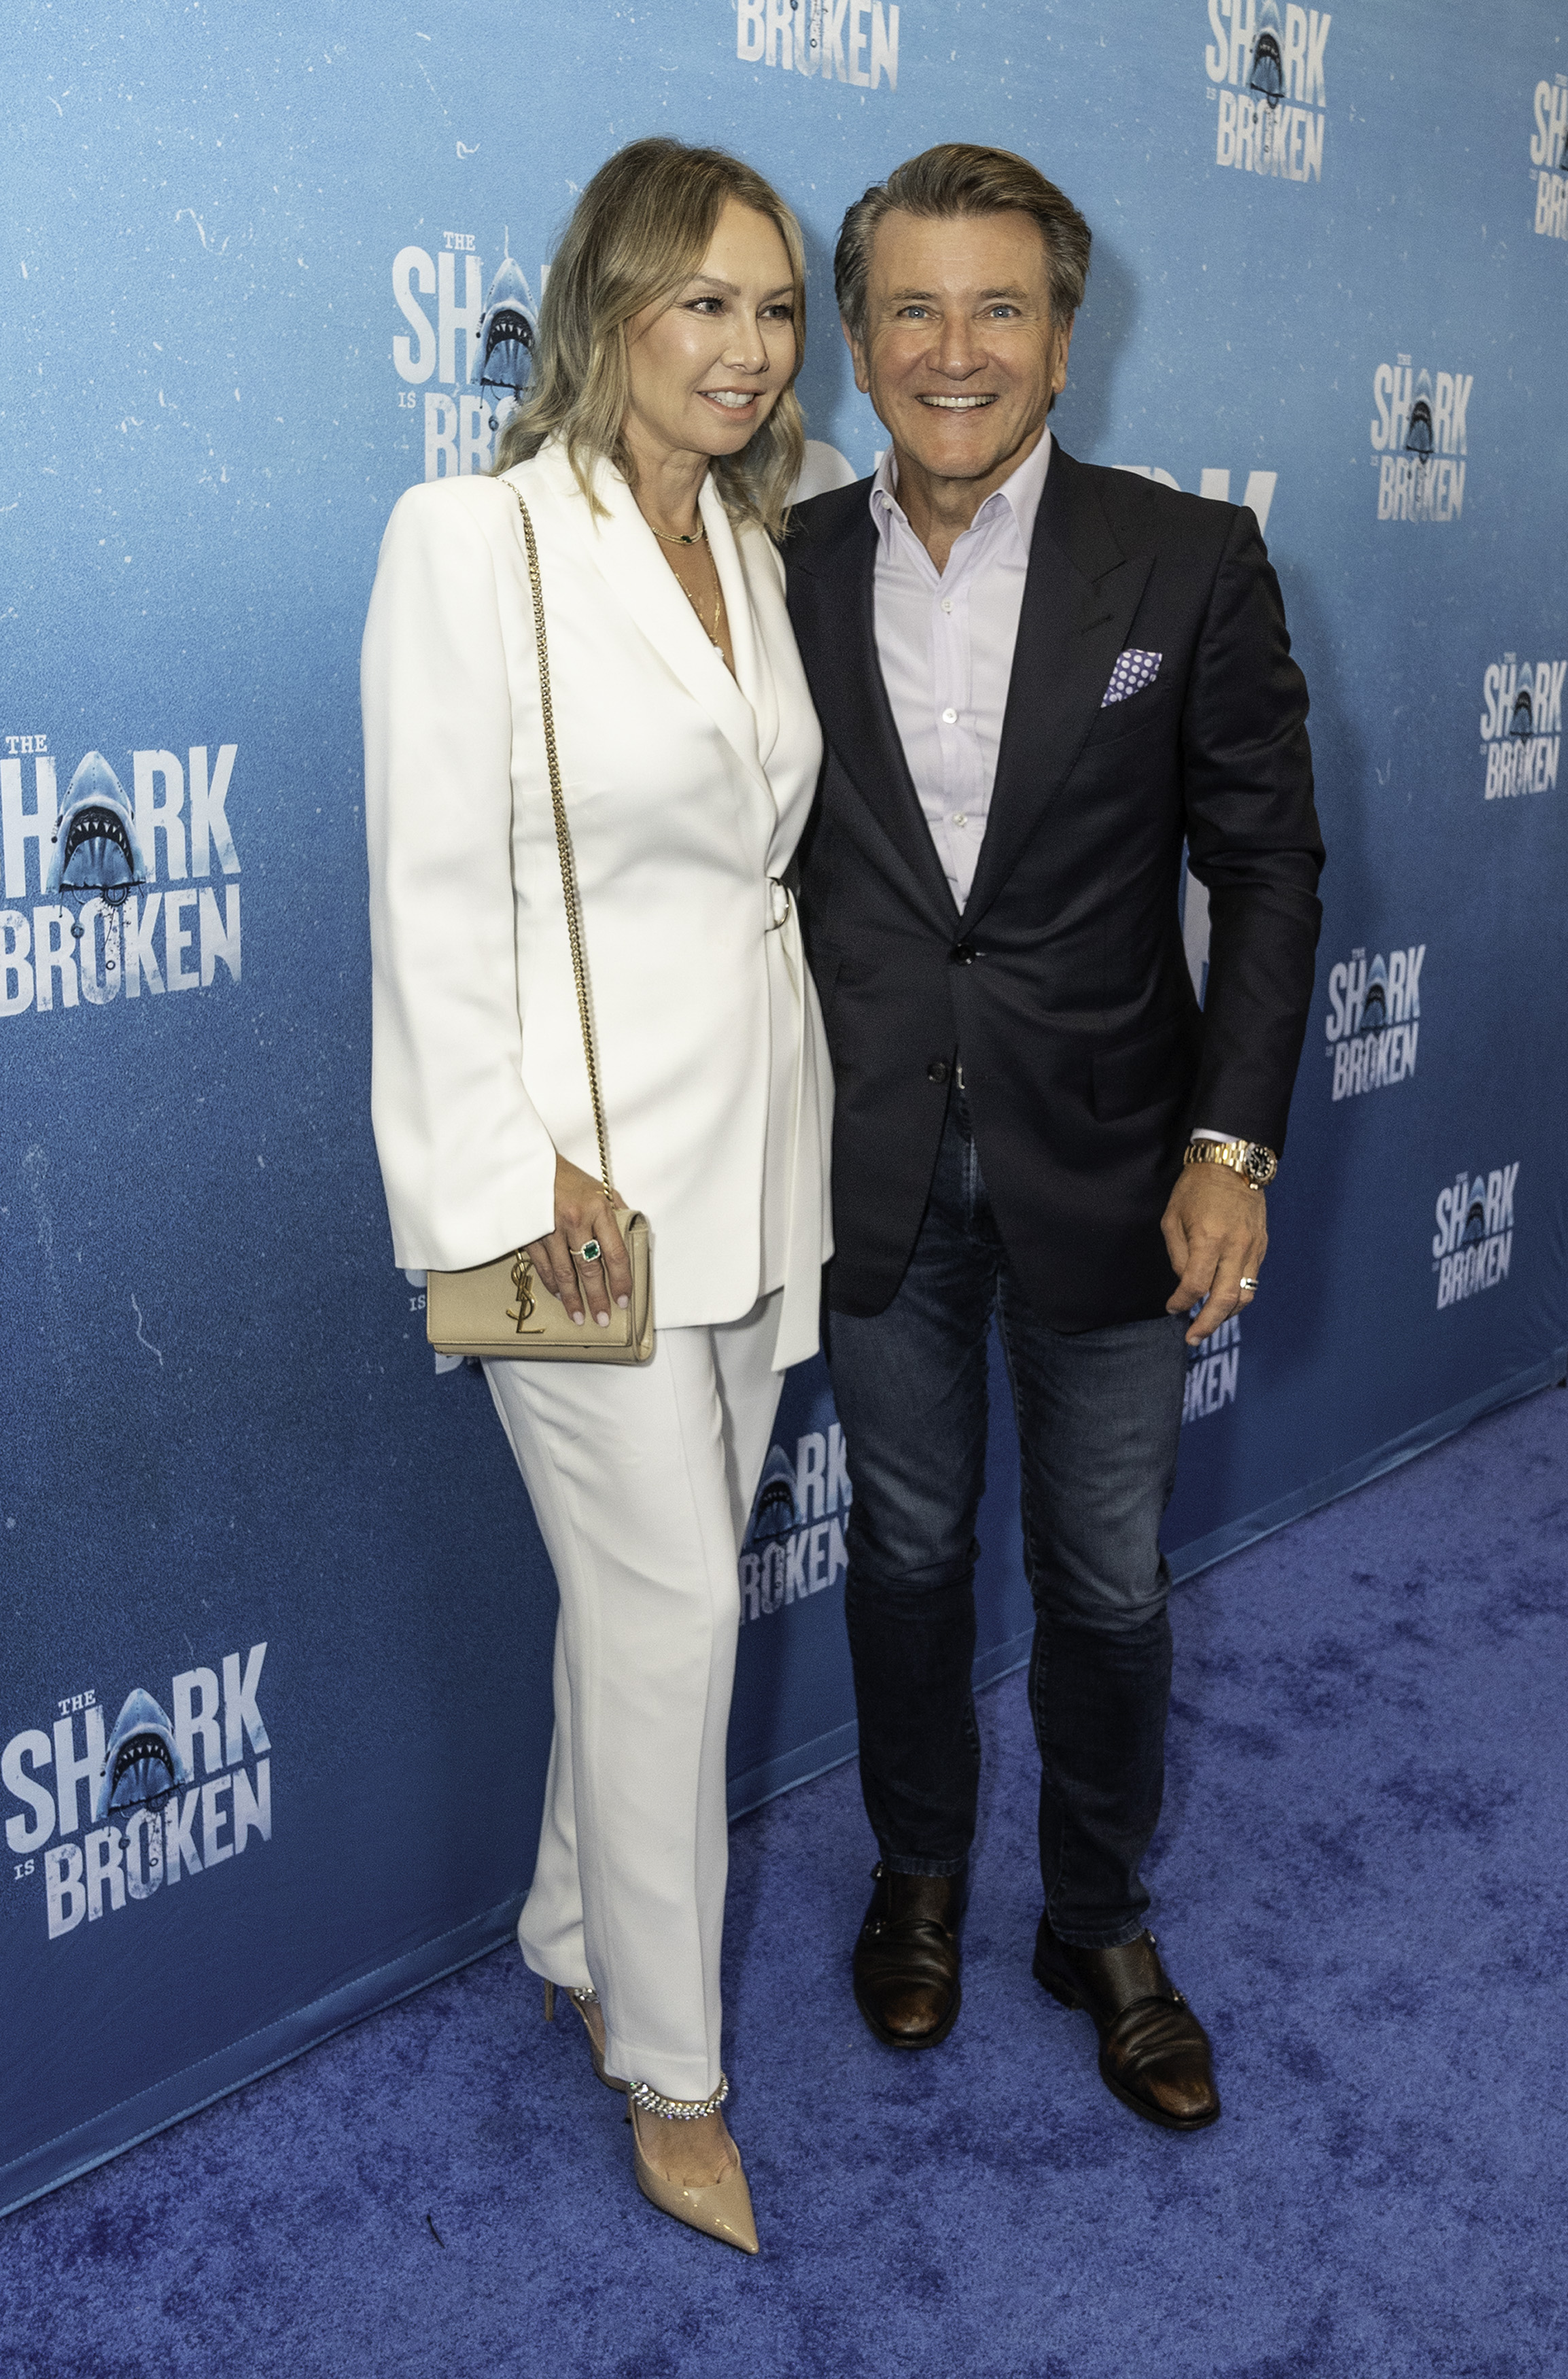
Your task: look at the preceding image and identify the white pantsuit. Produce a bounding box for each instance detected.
[487,1296,780,2100]
[362,438,831,2099]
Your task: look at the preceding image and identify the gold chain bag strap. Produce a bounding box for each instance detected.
[425,491,653,1363]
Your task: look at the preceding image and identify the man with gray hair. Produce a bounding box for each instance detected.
[786,145,1323,2130]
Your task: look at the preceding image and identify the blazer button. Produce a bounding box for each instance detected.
[949,940,977,965]
[926,1058,951,1085]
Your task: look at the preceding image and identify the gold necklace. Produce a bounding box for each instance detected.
[693,542,724,652]
[672,539,725,653]
[642,504,726,655]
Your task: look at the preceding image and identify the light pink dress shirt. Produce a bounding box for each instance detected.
[869,430,1052,913]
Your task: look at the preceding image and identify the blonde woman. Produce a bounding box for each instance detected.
[362,140,831,2252]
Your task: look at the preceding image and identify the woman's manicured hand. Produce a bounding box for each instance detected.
[525,1155,632,1327]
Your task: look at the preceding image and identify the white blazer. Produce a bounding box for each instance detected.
[362,438,833,1370]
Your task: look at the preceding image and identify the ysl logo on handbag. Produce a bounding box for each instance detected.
[506,1251,542,1333]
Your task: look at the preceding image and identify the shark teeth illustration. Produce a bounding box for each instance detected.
[476,252,538,428]
[93,1685,190,1823]
[744,1444,802,1548]
[1249,0,1285,107]
[1461,1179,1488,1245]
[46,750,150,901]
[1406,368,1435,461]
[1361,953,1389,1030]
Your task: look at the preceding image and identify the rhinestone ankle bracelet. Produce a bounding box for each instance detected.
[628,2073,730,2123]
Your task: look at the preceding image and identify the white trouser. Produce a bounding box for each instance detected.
[485,1291,783,2102]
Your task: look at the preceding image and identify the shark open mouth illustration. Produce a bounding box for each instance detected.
[744,1444,803,1548]
[45,751,151,926]
[476,253,538,432]
[1249,2,1285,108]
[1404,370,1435,464]
[93,1686,191,1824]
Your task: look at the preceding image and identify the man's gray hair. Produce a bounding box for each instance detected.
[834,143,1092,347]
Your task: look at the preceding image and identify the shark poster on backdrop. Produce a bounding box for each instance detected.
[1205,0,1333,186]
[1529,71,1568,241]
[4,0,1567,2215]
[1478,650,1564,801]
[5,1647,271,1945]
[390,226,540,482]
[1321,936,1425,1106]
[1369,353,1473,524]
[1,740,242,1018]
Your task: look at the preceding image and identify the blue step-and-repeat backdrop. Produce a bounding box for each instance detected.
[5,0,1565,2213]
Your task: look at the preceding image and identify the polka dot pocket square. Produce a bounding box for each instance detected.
[1101,648,1162,706]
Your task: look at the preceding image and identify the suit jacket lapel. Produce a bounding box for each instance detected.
[517,445,771,798]
[959,448,1155,932]
[790,497,958,931]
[700,478,773,769]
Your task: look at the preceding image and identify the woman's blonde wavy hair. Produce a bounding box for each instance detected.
[494,137,807,538]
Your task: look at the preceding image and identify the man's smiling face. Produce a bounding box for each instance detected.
[847,207,1072,493]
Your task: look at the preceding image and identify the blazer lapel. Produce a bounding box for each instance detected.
[517,445,771,798]
[701,479,773,772]
[959,448,1155,933]
[790,497,958,931]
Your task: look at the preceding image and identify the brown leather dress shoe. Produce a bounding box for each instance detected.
[852,1864,963,2050]
[1032,1913,1221,2132]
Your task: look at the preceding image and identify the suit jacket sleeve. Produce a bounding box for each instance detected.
[1181,504,1325,1153]
[362,483,558,1272]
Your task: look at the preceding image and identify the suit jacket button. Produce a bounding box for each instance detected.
[949,941,977,965]
[927,1059,951,1085]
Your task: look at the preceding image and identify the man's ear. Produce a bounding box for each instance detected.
[841,314,872,397]
[1051,313,1076,398]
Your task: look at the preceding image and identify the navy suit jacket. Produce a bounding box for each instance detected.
[784,444,1326,1330]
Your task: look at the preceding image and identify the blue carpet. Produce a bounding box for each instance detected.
[4,1387,1565,2379]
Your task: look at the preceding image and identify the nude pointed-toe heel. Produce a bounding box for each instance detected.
[542,1979,627,2094]
[629,2095,759,2255]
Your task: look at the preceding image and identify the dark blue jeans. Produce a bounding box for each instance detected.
[825,1090,1189,1949]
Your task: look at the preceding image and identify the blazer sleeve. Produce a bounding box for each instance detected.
[362,483,558,1271]
[1180,505,1326,1154]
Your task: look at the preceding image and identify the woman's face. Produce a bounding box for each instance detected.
[623,199,797,468]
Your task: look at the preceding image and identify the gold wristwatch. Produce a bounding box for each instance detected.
[1183,1137,1278,1190]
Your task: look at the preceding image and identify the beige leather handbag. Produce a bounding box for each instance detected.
[425,493,653,1364]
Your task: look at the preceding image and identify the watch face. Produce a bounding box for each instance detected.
[1244,1144,1278,1187]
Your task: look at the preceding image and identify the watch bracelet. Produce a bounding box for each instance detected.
[1183,1137,1276,1187]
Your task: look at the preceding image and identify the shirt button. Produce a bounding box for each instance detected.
[952,813,967,827]
[941,598,953,614]
[941,707,958,724]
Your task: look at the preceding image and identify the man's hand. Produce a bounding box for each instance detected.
[1161,1163,1267,1346]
